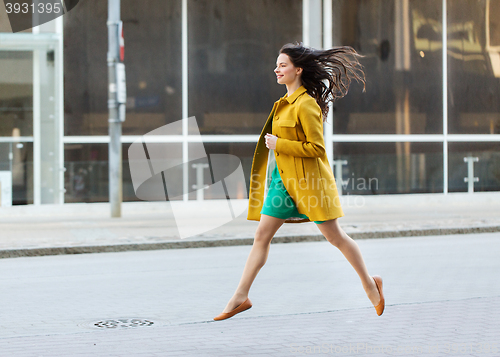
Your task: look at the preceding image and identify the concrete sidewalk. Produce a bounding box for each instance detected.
[1,192,500,258]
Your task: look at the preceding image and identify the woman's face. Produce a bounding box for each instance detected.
[274,53,302,85]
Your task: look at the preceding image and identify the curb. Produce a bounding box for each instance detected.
[2,225,500,259]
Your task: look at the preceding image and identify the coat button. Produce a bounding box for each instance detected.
[276,152,279,156]
[280,169,283,174]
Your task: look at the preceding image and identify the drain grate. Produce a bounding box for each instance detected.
[79,317,168,330]
[93,318,155,329]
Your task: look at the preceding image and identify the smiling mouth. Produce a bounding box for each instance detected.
[277,75,283,78]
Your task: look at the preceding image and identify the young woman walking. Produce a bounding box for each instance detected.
[213,42,384,321]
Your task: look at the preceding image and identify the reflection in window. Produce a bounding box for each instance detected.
[448,142,500,192]
[448,0,500,134]
[334,142,443,194]
[64,143,148,203]
[490,0,500,47]
[331,0,442,135]
[188,0,302,135]
[188,142,255,200]
[63,0,182,136]
[0,142,33,205]
[0,51,33,137]
[63,142,257,203]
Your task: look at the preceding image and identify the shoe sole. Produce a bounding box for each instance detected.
[213,298,252,321]
[372,275,385,316]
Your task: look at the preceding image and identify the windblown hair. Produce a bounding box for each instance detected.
[279,42,366,122]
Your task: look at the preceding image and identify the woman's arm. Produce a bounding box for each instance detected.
[274,99,326,158]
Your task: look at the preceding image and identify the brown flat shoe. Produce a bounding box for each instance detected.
[213,298,252,321]
[372,275,385,316]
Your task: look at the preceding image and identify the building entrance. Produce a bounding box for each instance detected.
[0,33,63,205]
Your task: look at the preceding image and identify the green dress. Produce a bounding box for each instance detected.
[260,161,327,224]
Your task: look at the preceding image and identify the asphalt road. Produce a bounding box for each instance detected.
[0,232,499,356]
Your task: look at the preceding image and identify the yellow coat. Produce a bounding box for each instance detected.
[247,85,344,223]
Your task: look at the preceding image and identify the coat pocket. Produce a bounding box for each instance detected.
[278,119,297,127]
[295,157,306,184]
[278,119,298,141]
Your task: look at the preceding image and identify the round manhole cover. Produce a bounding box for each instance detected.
[83,318,159,329]
[94,318,154,329]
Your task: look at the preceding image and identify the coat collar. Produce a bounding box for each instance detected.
[283,85,308,104]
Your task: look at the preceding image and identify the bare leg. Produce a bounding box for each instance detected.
[221,214,285,313]
[316,218,381,306]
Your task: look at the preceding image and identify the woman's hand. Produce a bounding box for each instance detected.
[265,133,278,150]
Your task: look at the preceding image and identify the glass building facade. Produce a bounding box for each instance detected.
[0,0,499,206]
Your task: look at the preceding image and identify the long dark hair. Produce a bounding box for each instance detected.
[279,42,366,122]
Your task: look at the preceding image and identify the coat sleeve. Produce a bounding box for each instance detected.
[275,99,326,158]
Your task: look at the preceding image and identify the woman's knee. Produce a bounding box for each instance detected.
[253,229,274,246]
[318,220,348,246]
[254,215,284,245]
[325,232,345,247]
